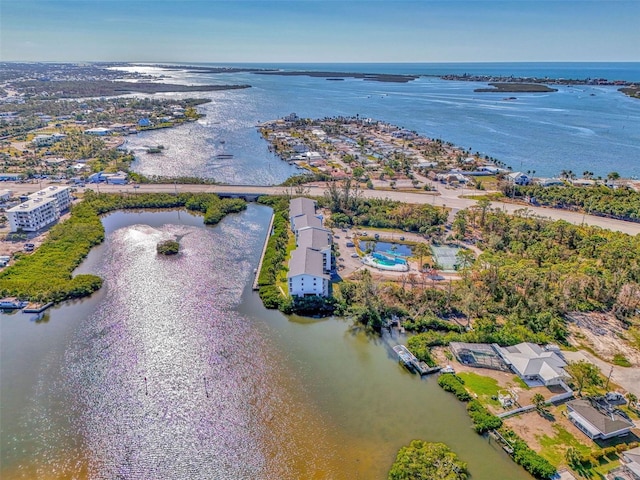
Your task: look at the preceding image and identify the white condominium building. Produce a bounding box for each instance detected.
[7,186,72,232]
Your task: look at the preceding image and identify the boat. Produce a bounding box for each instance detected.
[0,298,28,309]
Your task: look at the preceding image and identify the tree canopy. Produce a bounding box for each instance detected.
[388,440,468,480]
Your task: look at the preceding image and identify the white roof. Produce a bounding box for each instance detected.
[498,343,567,381]
[7,196,56,213]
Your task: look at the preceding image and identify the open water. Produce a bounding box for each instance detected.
[0,207,532,479]
[120,62,640,182]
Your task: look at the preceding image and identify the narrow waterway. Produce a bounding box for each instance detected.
[0,206,531,479]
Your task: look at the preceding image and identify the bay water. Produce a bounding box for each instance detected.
[0,207,531,479]
[120,62,640,182]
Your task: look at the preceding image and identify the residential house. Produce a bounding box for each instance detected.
[567,399,634,440]
[287,248,330,297]
[84,127,112,136]
[494,342,568,386]
[506,171,532,186]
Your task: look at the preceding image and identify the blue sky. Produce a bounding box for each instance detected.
[1,0,638,62]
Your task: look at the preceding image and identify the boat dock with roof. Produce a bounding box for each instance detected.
[392,344,441,375]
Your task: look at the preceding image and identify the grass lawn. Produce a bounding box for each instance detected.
[511,375,531,390]
[457,371,501,406]
[275,230,297,296]
[538,424,591,466]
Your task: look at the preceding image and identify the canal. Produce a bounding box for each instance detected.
[0,205,531,479]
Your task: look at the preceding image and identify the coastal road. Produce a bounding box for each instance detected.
[4,181,640,236]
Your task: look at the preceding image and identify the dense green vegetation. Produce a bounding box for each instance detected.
[437,374,472,401]
[0,192,245,302]
[501,429,557,479]
[256,196,291,309]
[436,374,504,435]
[156,240,180,255]
[320,179,447,233]
[511,184,640,222]
[388,440,468,480]
[466,400,502,433]
[382,207,640,363]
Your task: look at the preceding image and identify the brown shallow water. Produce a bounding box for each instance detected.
[0,206,531,479]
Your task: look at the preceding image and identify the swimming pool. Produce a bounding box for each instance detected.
[362,252,409,272]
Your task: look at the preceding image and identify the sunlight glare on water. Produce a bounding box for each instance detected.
[59,210,337,479]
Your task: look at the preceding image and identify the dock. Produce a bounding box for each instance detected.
[392,344,441,375]
[23,302,53,313]
[252,213,275,291]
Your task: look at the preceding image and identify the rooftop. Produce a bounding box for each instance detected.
[568,399,634,436]
[298,227,331,251]
[289,197,316,220]
[288,248,329,279]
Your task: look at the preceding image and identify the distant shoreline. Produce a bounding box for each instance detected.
[474,83,558,93]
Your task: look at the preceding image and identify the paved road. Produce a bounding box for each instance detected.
[563,350,640,397]
[4,181,640,235]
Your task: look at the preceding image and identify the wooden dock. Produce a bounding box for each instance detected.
[23,302,53,313]
[393,345,441,375]
[252,213,275,291]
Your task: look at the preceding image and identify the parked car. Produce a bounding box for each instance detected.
[24,243,35,252]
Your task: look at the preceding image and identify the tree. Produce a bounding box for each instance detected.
[476,198,491,227]
[414,243,431,273]
[565,360,602,396]
[565,447,581,467]
[532,393,546,412]
[455,249,475,273]
[388,440,468,480]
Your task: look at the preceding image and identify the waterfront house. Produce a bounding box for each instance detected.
[567,399,634,440]
[84,127,112,136]
[287,248,330,298]
[297,227,332,273]
[494,342,567,386]
[536,177,565,187]
[506,171,532,186]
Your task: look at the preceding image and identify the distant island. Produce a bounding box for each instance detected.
[253,70,419,83]
[440,73,636,87]
[474,83,558,93]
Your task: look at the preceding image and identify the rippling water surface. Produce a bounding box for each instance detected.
[1,207,532,479]
[122,63,640,181]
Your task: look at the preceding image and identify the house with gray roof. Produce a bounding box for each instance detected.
[297,227,332,273]
[494,342,567,386]
[287,248,330,297]
[567,399,634,440]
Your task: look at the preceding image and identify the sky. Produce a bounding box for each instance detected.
[1,0,639,63]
